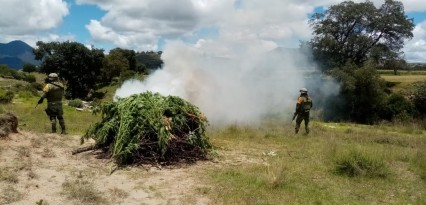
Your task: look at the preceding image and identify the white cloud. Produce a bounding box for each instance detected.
[0,0,68,38]
[78,0,318,51]
[404,21,426,62]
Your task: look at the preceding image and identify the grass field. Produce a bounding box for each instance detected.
[1,75,426,204]
[200,121,426,204]
[378,70,426,75]
[381,74,426,94]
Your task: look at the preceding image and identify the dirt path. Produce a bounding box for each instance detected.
[0,131,212,205]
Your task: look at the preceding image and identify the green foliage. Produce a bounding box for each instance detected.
[413,82,426,115]
[22,63,37,73]
[381,93,415,121]
[309,0,414,70]
[333,147,390,178]
[83,91,212,165]
[135,51,163,71]
[68,99,83,108]
[328,63,387,123]
[118,70,136,82]
[33,41,104,99]
[0,65,36,83]
[0,90,14,103]
[100,48,130,82]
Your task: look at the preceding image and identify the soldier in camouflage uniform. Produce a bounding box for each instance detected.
[294,88,313,134]
[37,73,66,134]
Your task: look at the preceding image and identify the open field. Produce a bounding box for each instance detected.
[381,75,426,83]
[378,70,426,75]
[1,76,426,204]
[380,74,426,94]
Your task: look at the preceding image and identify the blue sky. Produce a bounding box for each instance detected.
[1,0,426,62]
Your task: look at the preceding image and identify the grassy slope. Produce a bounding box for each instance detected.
[1,75,426,204]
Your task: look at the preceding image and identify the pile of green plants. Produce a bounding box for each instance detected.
[82,91,212,165]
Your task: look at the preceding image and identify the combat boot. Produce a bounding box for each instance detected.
[59,119,66,135]
[51,122,56,133]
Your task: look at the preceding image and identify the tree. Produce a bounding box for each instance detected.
[33,41,104,99]
[328,63,387,123]
[309,0,414,70]
[22,63,37,73]
[135,51,163,71]
[101,49,130,82]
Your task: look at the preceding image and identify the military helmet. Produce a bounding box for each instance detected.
[300,88,308,93]
[48,73,58,79]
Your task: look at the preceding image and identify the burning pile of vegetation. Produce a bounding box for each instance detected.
[81,91,212,165]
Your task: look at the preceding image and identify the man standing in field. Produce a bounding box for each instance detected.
[294,88,313,134]
[37,73,66,134]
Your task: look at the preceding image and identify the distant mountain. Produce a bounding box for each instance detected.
[0,40,41,69]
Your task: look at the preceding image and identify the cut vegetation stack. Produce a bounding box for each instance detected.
[81,91,212,165]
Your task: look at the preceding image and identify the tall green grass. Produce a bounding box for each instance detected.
[204,121,426,204]
[0,95,100,135]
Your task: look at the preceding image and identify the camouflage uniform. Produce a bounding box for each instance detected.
[38,74,66,134]
[294,91,313,134]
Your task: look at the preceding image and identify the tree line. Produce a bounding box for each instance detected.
[32,41,163,99]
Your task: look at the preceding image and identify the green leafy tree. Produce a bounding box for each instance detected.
[22,63,37,73]
[328,63,387,123]
[101,49,130,82]
[33,41,104,99]
[135,51,163,71]
[309,0,414,70]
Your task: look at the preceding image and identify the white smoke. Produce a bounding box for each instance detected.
[114,39,318,125]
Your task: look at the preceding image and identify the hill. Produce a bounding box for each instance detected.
[0,40,40,69]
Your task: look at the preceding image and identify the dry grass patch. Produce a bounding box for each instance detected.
[62,179,106,205]
[41,147,56,158]
[0,167,19,183]
[0,186,23,204]
[109,187,129,200]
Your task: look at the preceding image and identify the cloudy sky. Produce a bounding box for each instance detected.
[1,0,426,62]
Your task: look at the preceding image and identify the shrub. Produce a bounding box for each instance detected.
[381,94,415,121]
[333,148,390,178]
[30,82,43,91]
[22,64,37,73]
[118,70,136,82]
[329,63,387,123]
[0,91,14,104]
[68,99,83,108]
[413,82,426,115]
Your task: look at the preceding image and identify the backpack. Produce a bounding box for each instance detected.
[301,96,312,112]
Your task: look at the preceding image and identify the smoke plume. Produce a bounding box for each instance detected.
[114,39,333,125]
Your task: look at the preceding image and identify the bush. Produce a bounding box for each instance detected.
[30,82,43,91]
[334,148,390,178]
[0,91,14,104]
[22,64,37,73]
[381,94,415,121]
[329,63,387,123]
[118,70,136,82]
[68,99,83,108]
[413,82,426,115]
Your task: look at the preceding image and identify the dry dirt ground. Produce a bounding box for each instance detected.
[0,131,216,205]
